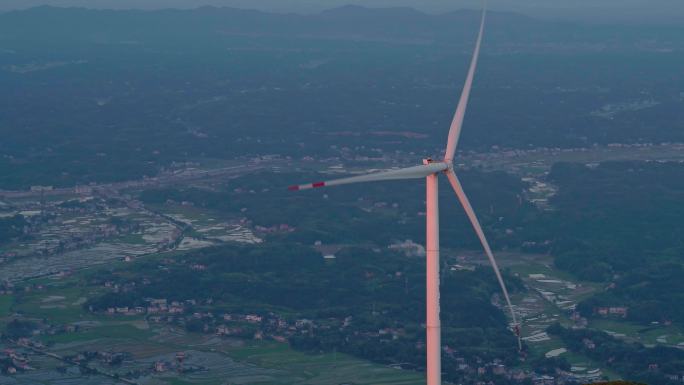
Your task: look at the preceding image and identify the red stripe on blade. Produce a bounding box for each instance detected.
[312,182,326,188]
[288,185,300,191]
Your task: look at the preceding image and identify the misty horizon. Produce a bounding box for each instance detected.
[1,0,684,23]
[1,1,684,384]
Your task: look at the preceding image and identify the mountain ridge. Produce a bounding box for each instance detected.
[0,4,549,44]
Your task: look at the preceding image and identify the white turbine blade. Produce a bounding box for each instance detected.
[288,162,448,191]
[444,3,487,162]
[445,170,522,350]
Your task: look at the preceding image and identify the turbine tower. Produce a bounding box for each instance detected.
[289,4,520,384]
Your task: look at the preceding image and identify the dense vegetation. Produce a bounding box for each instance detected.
[511,161,684,329]
[548,324,684,385]
[590,382,646,385]
[0,215,26,245]
[0,7,683,188]
[2,319,39,339]
[577,264,684,325]
[2,5,684,383]
[140,168,536,249]
[534,161,684,281]
[85,243,522,378]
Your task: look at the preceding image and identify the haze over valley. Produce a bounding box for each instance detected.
[1,3,683,385]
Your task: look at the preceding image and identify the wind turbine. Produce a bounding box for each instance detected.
[288,4,520,385]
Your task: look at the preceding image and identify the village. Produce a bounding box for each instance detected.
[0,299,602,385]
[0,176,266,284]
[4,145,684,384]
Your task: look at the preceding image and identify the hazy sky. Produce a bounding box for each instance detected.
[1,0,683,22]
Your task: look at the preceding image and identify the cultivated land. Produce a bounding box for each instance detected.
[4,144,684,383]
[0,272,424,385]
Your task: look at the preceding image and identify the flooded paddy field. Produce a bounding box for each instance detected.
[0,195,263,283]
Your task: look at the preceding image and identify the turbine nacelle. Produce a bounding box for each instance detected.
[287,162,448,191]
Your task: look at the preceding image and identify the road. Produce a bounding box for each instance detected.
[0,162,265,199]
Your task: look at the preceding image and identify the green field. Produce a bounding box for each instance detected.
[116,233,147,245]
[13,284,99,324]
[4,273,425,385]
[44,322,153,344]
[0,294,13,318]
[588,318,684,346]
[221,340,424,385]
[43,329,425,385]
